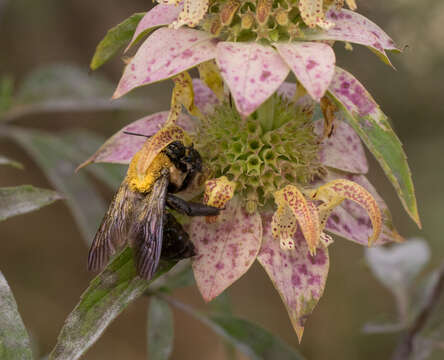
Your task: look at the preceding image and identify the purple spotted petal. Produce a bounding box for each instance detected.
[257,213,329,341]
[114,28,217,98]
[305,9,399,66]
[324,171,403,245]
[274,42,335,101]
[78,112,194,167]
[190,198,262,302]
[192,78,220,115]
[329,66,379,117]
[315,119,368,174]
[124,4,182,53]
[216,42,290,116]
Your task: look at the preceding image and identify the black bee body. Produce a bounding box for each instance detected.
[88,140,219,280]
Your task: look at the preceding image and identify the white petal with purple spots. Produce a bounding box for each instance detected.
[275,42,335,101]
[216,42,290,116]
[258,212,329,342]
[191,198,262,302]
[124,4,182,53]
[114,28,216,98]
[315,119,368,174]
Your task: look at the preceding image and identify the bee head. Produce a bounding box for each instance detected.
[163,141,203,193]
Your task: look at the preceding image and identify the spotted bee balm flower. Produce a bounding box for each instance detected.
[85,0,420,341]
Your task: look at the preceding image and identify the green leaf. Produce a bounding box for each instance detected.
[328,67,421,227]
[150,261,194,293]
[0,64,149,123]
[90,13,145,71]
[0,155,23,169]
[167,299,305,360]
[61,130,126,190]
[147,297,174,360]
[209,292,238,360]
[49,248,176,360]
[0,185,61,221]
[7,127,106,243]
[0,271,32,360]
[206,314,305,360]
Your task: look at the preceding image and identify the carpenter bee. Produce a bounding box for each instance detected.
[88,133,220,280]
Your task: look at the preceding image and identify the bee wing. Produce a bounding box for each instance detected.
[131,171,169,280]
[88,181,135,271]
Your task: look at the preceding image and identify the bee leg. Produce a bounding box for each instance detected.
[166,194,221,216]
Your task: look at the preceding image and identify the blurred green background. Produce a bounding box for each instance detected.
[1,0,443,359]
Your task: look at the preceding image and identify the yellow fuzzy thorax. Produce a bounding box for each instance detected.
[126,151,172,193]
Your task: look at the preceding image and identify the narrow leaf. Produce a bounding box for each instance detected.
[0,155,23,169]
[0,185,61,221]
[49,248,176,360]
[90,12,145,71]
[0,271,32,360]
[150,261,195,293]
[147,297,174,360]
[7,127,106,243]
[61,130,125,189]
[328,67,420,227]
[206,314,306,360]
[168,298,306,360]
[1,64,150,123]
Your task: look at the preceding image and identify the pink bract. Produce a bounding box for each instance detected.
[113,4,398,116]
[190,198,262,302]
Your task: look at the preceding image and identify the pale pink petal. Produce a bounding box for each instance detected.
[124,4,182,53]
[323,172,403,245]
[274,42,335,101]
[114,28,216,98]
[277,82,296,99]
[78,112,194,167]
[191,198,262,302]
[305,9,399,66]
[276,82,314,108]
[329,66,379,118]
[216,42,290,116]
[192,79,220,115]
[257,212,329,341]
[315,119,368,174]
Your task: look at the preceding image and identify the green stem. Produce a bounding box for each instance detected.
[257,96,275,132]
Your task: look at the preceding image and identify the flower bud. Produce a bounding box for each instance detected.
[275,9,289,26]
[241,13,255,30]
[256,0,272,25]
[220,0,240,26]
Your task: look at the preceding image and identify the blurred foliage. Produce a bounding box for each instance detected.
[0,0,443,359]
[0,271,32,360]
[365,239,444,359]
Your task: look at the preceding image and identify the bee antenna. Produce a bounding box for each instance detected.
[123,131,152,138]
